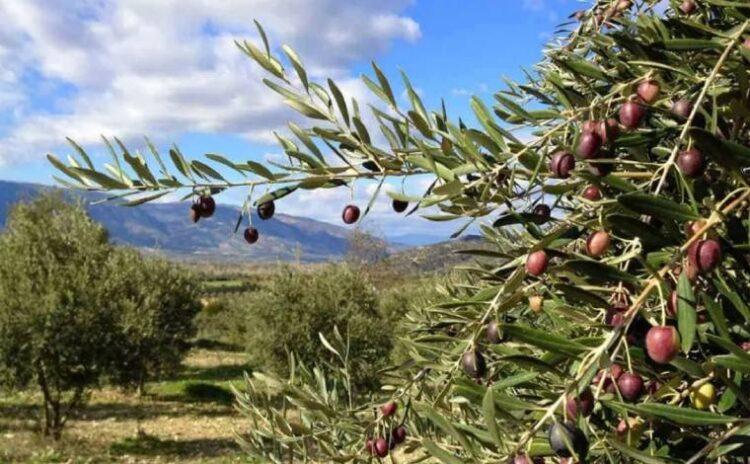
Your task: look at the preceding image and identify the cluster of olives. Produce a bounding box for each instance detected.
[455,68,732,458]
[548,75,708,208]
[364,401,408,459]
[480,222,722,458]
[189,195,216,223]
[190,196,410,246]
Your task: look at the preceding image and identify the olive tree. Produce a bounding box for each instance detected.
[0,194,116,439]
[245,264,395,391]
[49,0,750,461]
[104,248,202,394]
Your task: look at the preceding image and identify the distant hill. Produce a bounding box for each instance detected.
[0,180,353,262]
[377,234,492,274]
[0,180,491,265]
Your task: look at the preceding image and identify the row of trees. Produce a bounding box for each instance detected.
[0,194,201,439]
[46,0,750,462]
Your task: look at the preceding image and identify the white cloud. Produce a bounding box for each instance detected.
[0,0,478,243]
[0,0,421,165]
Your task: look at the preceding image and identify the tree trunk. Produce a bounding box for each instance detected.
[36,361,53,438]
[49,394,62,441]
[137,370,146,397]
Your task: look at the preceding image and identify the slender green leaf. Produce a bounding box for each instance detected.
[618,193,700,222]
[677,273,696,353]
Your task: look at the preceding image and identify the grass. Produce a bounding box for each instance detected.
[0,348,254,463]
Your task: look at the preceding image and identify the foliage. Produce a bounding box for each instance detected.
[234,333,366,463]
[49,0,750,462]
[194,296,248,349]
[0,194,115,439]
[245,264,395,391]
[104,249,202,392]
[0,194,201,438]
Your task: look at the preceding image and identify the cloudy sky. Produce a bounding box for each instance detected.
[0,0,580,242]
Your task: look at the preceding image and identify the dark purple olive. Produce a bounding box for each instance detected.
[672,99,693,119]
[566,387,594,418]
[646,326,680,364]
[257,201,275,220]
[548,422,588,459]
[677,148,705,178]
[190,204,201,224]
[381,401,397,418]
[577,131,602,159]
[582,185,602,201]
[617,372,644,402]
[550,151,576,179]
[619,101,645,129]
[582,120,598,133]
[342,205,361,225]
[485,321,503,344]
[244,227,259,244]
[461,349,486,379]
[374,437,388,458]
[688,239,722,273]
[598,118,620,145]
[391,426,407,445]
[392,199,409,213]
[588,160,613,177]
[532,204,551,224]
[198,196,216,218]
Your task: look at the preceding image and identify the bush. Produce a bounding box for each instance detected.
[245,264,395,391]
[104,249,202,393]
[0,194,116,439]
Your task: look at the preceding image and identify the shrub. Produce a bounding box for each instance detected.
[245,264,394,391]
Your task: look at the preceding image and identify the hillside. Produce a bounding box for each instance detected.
[0,180,352,262]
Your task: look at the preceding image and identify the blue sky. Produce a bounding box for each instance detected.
[0,0,580,241]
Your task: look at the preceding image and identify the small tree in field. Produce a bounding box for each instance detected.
[246,264,394,391]
[50,0,750,461]
[0,194,115,439]
[104,249,202,394]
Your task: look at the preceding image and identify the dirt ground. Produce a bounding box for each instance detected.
[0,349,254,463]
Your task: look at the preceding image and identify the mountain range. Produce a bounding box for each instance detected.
[0,180,360,262]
